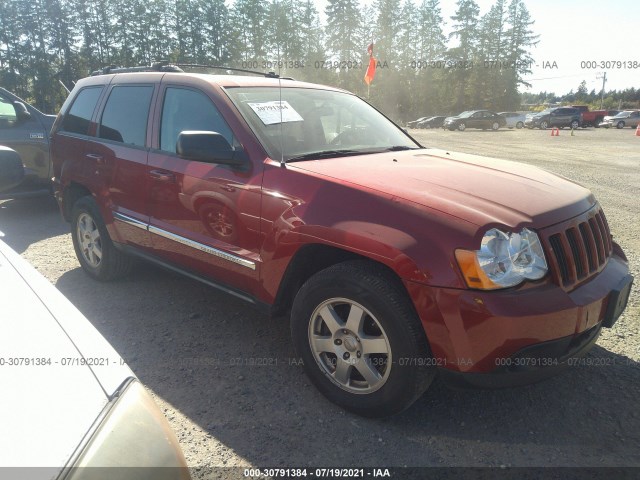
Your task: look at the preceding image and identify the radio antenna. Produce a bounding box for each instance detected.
[278,33,285,168]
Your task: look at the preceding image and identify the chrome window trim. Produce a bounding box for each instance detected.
[113,211,256,270]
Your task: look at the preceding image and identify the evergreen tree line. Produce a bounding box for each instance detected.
[0,0,539,120]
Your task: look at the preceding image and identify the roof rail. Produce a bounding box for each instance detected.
[90,61,184,76]
[89,61,295,80]
[174,64,294,80]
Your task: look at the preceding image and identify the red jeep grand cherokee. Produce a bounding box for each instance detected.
[51,66,633,417]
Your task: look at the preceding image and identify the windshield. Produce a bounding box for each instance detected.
[615,111,633,118]
[224,87,419,162]
[457,111,473,118]
[538,109,553,115]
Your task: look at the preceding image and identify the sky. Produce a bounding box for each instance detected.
[312,0,640,94]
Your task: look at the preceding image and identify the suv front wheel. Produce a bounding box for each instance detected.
[71,196,133,281]
[291,261,436,417]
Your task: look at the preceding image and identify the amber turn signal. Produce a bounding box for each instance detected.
[455,249,501,290]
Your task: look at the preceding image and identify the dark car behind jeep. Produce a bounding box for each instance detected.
[525,107,581,130]
[0,87,56,198]
[50,65,632,417]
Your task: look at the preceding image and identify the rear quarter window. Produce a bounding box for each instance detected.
[62,87,103,135]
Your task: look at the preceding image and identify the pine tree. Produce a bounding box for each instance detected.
[448,0,480,111]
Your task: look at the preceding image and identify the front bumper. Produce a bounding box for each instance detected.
[405,254,632,386]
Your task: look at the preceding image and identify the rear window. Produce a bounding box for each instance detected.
[99,85,154,147]
[62,87,103,135]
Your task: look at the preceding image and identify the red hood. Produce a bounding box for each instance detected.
[291,148,596,229]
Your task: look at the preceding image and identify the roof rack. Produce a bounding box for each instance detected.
[175,63,284,78]
[90,61,294,80]
[90,61,183,76]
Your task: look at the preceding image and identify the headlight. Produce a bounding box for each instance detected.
[65,380,190,479]
[455,228,548,290]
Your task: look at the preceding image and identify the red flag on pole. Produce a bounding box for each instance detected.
[364,43,376,86]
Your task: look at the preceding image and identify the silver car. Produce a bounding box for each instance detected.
[0,237,190,479]
[498,112,526,129]
[599,110,640,129]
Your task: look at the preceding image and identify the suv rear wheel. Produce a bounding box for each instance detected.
[71,196,133,280]
[290,261,436,417]
[570,120,580,129]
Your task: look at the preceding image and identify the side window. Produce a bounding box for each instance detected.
[99,85,154,146]
[160,87,233,154]
[62,87,103,135]
[0,96,17,129]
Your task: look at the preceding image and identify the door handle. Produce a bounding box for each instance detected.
[149,169,176,183]
[86,153,105,165]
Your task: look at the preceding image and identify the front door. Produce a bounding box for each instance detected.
[146,85,263,294]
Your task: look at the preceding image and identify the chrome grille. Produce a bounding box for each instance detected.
[543,207,613,290]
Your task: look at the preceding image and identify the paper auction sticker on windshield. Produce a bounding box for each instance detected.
[248,101,303,125]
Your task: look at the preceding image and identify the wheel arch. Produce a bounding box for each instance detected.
[271,243,415,318]
[62,182,92,222]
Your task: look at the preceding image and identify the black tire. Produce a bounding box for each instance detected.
[290,260,436,417]
[71,196,133,281]
[617,121,625,129]
[570,120,580,130]
[516,121,524,129]
[491,122,500,131]
[539,120,548,129]
[457,122,466,131]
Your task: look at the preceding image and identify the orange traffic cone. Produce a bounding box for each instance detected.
[636,124,640,137]
[550,127,559,136]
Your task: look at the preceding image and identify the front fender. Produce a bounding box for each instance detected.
[258,163,480,302]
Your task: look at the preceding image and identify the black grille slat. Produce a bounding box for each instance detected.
[549,234,569,285]
[589,218,605,265]
[594,212,611,254]
[599,210,613,254]
[579,223,597,272]
[566,229,586,279]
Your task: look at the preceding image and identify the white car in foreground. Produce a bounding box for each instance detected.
[0,237,190,479]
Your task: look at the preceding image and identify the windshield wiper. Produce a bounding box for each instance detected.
[286,146,421,163]
[379,146,420,152]
[286,150,363,163]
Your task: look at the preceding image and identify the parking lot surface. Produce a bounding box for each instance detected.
[1,127,639,475]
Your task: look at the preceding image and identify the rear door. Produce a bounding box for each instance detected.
[88,79,157,248]
[146,83,263,295]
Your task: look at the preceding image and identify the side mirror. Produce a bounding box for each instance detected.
[0,146,25,192]
[176,131,245,166]
[13,102,31,121]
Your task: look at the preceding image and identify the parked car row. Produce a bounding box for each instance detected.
[405,107,639,131]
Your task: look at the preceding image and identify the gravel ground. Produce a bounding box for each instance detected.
[1,127,638,476]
